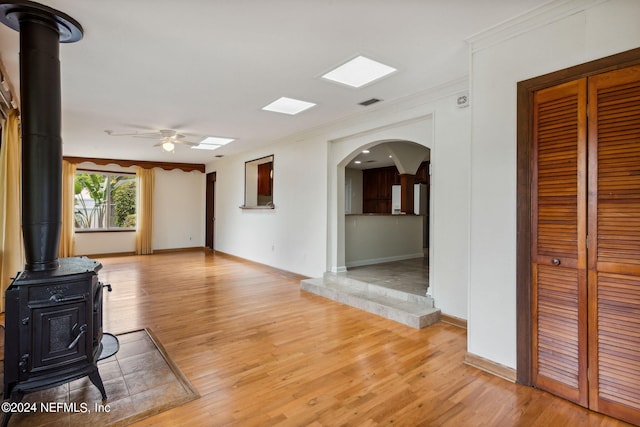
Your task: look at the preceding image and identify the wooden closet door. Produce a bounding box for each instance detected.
[587,65,640,425]
[532,79,588,406]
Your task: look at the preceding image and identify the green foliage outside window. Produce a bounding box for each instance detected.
[74,172,136,230]
[112,180,136,227]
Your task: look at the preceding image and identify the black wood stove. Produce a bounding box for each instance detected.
[3,258,112,401]
[0,1,118,425]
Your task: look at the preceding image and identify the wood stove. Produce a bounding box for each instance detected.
[0,1,118,425]
[3,258,109,401]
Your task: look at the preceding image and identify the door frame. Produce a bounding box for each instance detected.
[516,47,640,385]
[205,171,216,250]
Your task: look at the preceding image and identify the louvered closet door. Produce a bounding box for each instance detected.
[532,79,588,406]
[587,65,640,425]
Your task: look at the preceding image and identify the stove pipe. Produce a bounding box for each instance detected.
[0,1,83,271]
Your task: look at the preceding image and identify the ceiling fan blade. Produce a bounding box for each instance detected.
[133,133,165,139]
[168,121,196,130]
[105,130,138,137]
[118,122,157,130]
[175,139,198,146]
[107,127,201,150]
[106,129,163,138]
[158,129,178,138]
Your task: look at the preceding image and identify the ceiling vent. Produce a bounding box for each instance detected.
[358,98,381,106]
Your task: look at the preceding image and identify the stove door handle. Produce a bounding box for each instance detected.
[67,324,87,349]
[51,294,85,303]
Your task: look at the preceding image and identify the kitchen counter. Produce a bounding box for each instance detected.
[345,214,424,267]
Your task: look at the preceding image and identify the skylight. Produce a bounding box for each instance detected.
[261,97,316,115]
[322,56,396,88]
[192,136,235,150]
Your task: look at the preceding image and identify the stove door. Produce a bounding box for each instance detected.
[31,301,89,373]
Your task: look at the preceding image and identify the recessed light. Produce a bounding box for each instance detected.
[355,160,362,164]
[322,56,396,88]
[192,136,235,150]
[362,150,370,154]
[262,97,316,115]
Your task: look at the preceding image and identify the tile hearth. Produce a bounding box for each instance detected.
[0,329,198,427]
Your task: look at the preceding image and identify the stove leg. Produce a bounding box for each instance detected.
[88,370,107,401]
[1,390,24,427]
[1,408,9,427]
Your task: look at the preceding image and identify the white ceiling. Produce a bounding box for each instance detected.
[346,141,431,170]
[0,0,546,165]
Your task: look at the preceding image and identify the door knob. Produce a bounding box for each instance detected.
[552,258,561,266]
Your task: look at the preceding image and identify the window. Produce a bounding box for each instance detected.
[243,155,274,208]
[74,171,136,231]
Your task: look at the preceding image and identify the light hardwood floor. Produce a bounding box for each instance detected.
[88,251,630,426]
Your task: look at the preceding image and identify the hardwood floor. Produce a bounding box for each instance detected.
[88,251,630,426]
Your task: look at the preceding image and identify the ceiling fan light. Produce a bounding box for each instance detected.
[162,141,175,152]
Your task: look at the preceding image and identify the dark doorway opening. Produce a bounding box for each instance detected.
[205,172,216,250]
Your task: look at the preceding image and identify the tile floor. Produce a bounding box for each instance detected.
[1,330,197,427]
[345,256,429,296]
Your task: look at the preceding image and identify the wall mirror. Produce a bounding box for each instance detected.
[243,155,274,208]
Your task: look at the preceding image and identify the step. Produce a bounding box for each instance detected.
[300,274,440,329]
[322,272,433,306]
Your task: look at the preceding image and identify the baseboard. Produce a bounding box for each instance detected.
[153,246,205,254]
[81,247,205,258]
[464,352,516,383]
[83,251,136,258]
[440,313,467,329]
[346,253,424,268]
[213,250,309,280]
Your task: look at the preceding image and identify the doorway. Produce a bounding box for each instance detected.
[205,172,216,250]
[517,50,640,425]
[343,141,430,296]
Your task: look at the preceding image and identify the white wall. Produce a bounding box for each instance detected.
[467,0,640,369]
[153,168,205,250]
[210,137,328,277]
[209,77,471,319]
[345,215,423,267]
[345,168,363,214]
[74,163,205,255]
[327,87,470,319]
[75,230,136,255]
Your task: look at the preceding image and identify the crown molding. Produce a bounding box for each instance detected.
[466,0,608,54]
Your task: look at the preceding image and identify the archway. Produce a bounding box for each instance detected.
[343,141,430,295]
[327,116,433,296]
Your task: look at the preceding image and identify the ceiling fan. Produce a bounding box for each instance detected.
[105,129,199,152]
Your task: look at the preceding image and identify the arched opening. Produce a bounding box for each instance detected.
[341,140,431,296]
[307,115,439,328]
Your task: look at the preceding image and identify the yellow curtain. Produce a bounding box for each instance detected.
[135,166,154,255]
[59,159,76,257]
[0,109,24,313]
